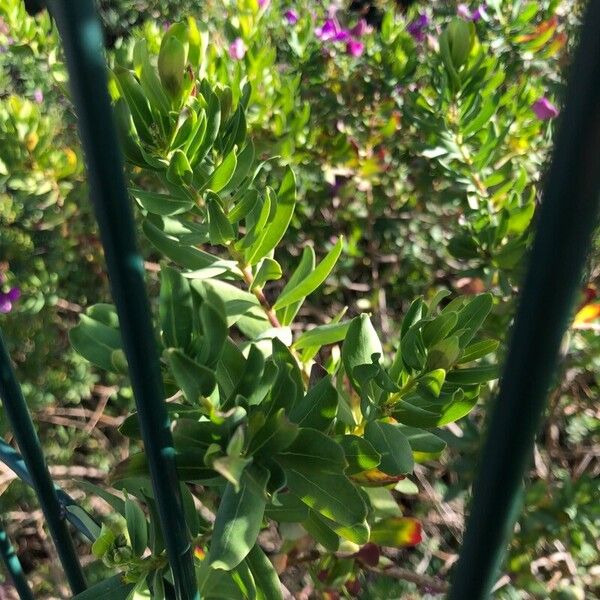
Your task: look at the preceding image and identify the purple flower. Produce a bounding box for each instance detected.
[258,0,270,8]
[471,5,487,20]
[457,4,487,21]
[0,287,20,314]
[315,18,339,41]
[407,14,430,42]
[335,29,351,42]
[346,39,365,57]
[33,88,43,104]
[532,97,559,120]
[284,9,298,25]
[228,38,246,60]
[351,19,370,37]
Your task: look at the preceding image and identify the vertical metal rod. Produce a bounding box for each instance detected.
[44,1,198,598]
[0,333,87,593]
[0,520,34,600]
[0,439,99,542]
[449,3,600,599]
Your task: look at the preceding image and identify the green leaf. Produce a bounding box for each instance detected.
[125,498,147,557]
[437,393,478,425]
[451,293,493,347]
[364,421,414,476]
[342,314,383,396]
[303,510,340,552]
[397,426,447,454]
[113,67,154,144]
[401,325,427,371]
[209,468,269,570]
[198,300,228,368]
[294,321,349,363]
[273,238,343,310]
[276,246,316,326]
[166,348,217,402]
[166,149,193,185]
[246,408,299,457]
[91,524,116,558]
[76,480,125,514]
[207,193,235,244]
[274,430,366,526]
[64,506,101,541]
[130,188,193,216]
[338,435,380,475]
[252,258,282,291]
[426,336,461,370]
[288,376,338,430]
[143,218,219,270]
[422,311,458,347]
[211,455,253,492]
[446,364,499,384]
[223,141,255,194]
[191,88,221,166]
[205,148,237,193]
[72,575,134,600]
[132,39,170,115]
[158,35,186,98]
[228,189,259,224]
[245,545,284,600]
[363,487,401,518]
[458,339,499,363]
[245,167,296,265]
[69,313,123,373]
[160,266,193,349]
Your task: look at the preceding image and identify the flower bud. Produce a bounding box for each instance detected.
[158,35,187,98]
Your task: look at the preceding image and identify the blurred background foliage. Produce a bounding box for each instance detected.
[0,0,597,597]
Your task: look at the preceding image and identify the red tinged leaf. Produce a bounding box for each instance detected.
[514,16,558,43]
[354,542,380,567]
[350,468,405,487]
[345,578,361,596]
[573,303,600,326]
[369,517,422,548]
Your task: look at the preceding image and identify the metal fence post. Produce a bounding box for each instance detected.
[0,520,34,600]
[42,1,199,598]
[0,332,87,593]
[449,3,600,598]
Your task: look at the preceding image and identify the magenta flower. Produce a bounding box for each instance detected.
[532,97,559,120]
[258,0,270,8]
[351,19,370,37]
[407,14,430,42]
[457,4,487,21]
[0,287,20,314]
[228,38,246,60]
[33,88,43,104]
[284,9,298,25]
[335,29,351,42]
[346,39,365,57]
[315,18,339,41]
[472,5,487,20]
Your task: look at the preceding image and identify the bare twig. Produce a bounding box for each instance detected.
[364,564,449,594]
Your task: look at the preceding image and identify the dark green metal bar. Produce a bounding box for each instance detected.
[0,439,99,542]
[449,4,600,599]
[0,332,87,593]
[0,520,34,600]
[44,2,198,598]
